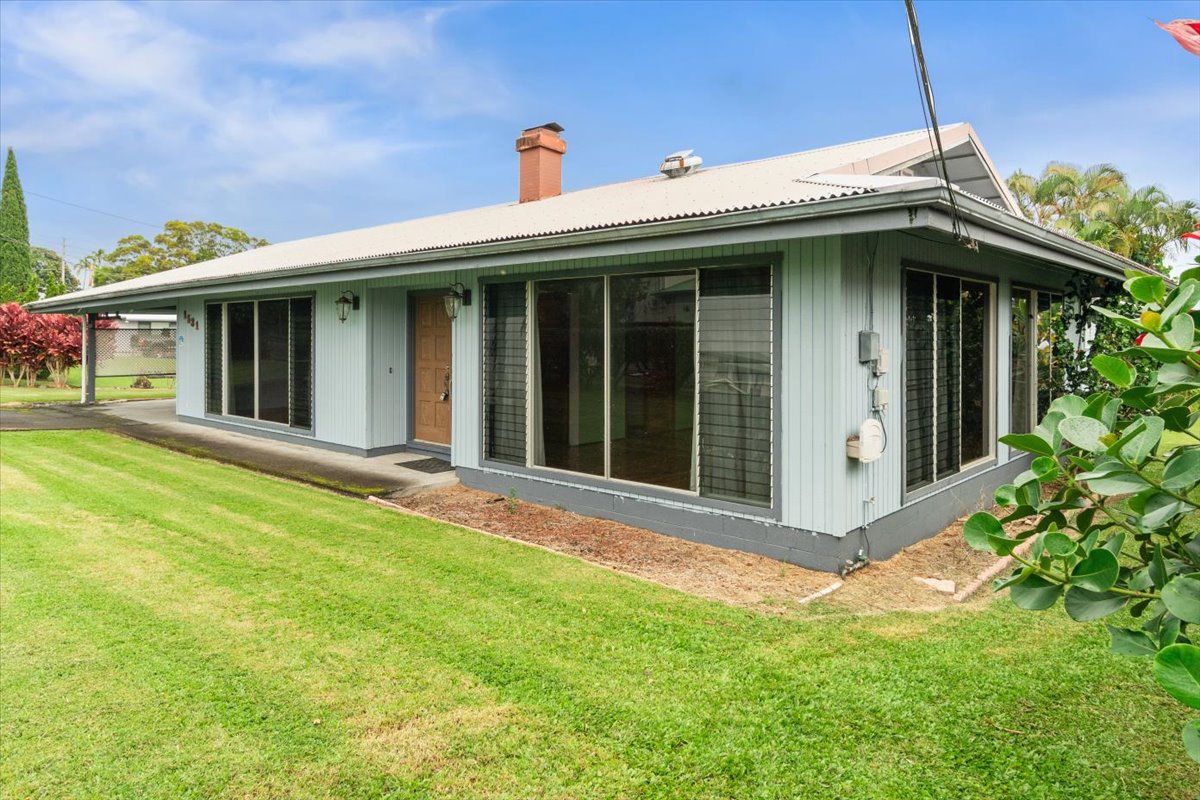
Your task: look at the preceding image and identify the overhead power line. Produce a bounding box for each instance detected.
[25,190,160,229]
[904,0,976,250]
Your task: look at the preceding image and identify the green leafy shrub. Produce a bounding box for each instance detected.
[966,268,1200,763]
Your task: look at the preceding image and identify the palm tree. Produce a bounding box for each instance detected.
[1008,162,1199,272]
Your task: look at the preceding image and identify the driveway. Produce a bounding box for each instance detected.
[0,400,455,498]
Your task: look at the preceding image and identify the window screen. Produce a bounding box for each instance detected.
[289,297,313,429]
[905,270,992,492]
[1036,292,1063,419]
[905,272,936,489]
[698,266,772,505]
[483,282,528,465]
[227,302,256,419]
[204,303,223,415]
[1010,288,1032,434]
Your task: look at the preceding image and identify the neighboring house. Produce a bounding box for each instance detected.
[112,313,177,330]
[30,123,1151,572]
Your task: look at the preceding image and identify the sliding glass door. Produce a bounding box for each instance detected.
[483,264,773,507]
[204,296,314,430]
[609,273,696,490]
[533,278,606,475]
[905,268,993,492]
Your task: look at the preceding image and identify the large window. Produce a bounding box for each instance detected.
[1010,287,1063,434]
[204,297,313,430]
[483,264,773,507]
[905,268,993,492]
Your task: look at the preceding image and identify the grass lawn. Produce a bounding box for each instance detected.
[1,431,1193,799]
[0,372,174,405]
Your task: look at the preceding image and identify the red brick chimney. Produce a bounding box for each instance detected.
[516,122,565,203]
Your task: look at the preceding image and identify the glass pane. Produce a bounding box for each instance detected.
[205,303,223,415]
[257,300,289,424]
[935,276,962,479]
[1037,292,1062,418]
[609,272,696,491]
[1010,289,1032,434]
[289,298,313,429]
[227,302,255,418]
[533,278,605,475]
[960,280,989,464]
[698,266,772,505]
[483,283,527,465]
[905,271,936,490]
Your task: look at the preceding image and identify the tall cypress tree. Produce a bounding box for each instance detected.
[0,147,35,302]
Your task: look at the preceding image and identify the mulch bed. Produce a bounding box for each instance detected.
[393,485,1006,615]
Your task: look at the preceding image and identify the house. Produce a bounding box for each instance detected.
[30,123,1151,572]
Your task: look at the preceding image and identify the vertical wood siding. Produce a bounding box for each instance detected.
[368,287,406,449]
[839,232,1073,536]
[175,298,205,418]
[313,281,368,448]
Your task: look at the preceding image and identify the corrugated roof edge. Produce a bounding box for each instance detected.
[28,180,1155,314]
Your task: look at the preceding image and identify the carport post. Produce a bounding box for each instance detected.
[80,313,96,405]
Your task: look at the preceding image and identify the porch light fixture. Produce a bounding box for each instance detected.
[335,291,359,323]
[444,282,472,321]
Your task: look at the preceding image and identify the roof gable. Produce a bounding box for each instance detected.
[818,123,1018,213]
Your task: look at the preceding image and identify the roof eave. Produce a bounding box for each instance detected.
[26,185,1145,314]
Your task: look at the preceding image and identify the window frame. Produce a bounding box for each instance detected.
[1010,284,1065,435]
[204,294,315,432]
[901,264,998,501]
[478,255,780,516]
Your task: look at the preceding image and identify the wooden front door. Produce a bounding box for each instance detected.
[412,293,453,445]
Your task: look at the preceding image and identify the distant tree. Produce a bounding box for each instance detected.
[92,220,268,286]
[30,246,78,299]
[0,148,36,303]
[1007,163,1199,273]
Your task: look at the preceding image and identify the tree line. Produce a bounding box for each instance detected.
[0,147,267,304]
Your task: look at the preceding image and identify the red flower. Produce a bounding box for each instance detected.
[1156,19,1200,56]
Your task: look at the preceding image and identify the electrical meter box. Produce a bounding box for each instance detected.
[859,331,880,363]
[846,419,885,463]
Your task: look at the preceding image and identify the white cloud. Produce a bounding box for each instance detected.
[273,12,443,68]
[0,1,510,190]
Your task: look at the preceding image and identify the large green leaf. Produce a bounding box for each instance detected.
[1084,471,1151,497]
[1165,311,1196,350]
[1091,355,1134,388]
[1161,574,1200,624]
[1154,644,1200,710]
[1043,531,1075,558]
[963,512,1003,553]
[1125,274,1165,304]
[1159,405,1194,432]
[1058,416,1110,453]
[999,433,1055,457]
[1183,719,1200,764]
[1106,625,1158,657]
[1118,416,1165,465]
[1092,305,1142,329]
[1157,361,1200,388]
[1009,575,1062,611]
[1064,587,1127,621]
[1161,281,1200,324]
[1163,450,1200,491]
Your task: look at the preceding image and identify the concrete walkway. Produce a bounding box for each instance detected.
[1,400,457,498]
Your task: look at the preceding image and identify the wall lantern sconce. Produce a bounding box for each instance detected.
[335,291,360,323]
[444,282,472,321]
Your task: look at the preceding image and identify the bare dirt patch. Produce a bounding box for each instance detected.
[391,485,1007,615]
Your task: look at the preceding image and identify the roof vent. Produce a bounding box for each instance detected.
[659,149,702,178]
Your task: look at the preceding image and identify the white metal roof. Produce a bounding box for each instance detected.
[37,123,1080,308]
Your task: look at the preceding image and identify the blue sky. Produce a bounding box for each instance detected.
[1,0,1198,270]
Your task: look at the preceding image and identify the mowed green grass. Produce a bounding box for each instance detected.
[0,375,174,405]
[0,431,1193,799]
